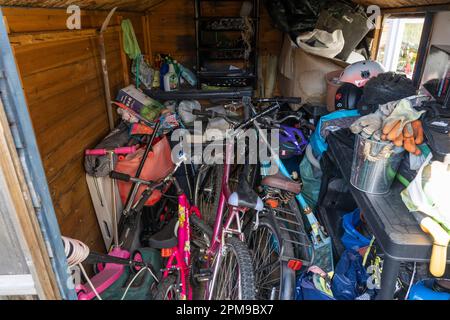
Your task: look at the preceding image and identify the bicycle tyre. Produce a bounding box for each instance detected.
[190,213,213,246]
[154,275,181,300]
[247,213,296,300]
[209,237,256,300]
[194,164,224,228]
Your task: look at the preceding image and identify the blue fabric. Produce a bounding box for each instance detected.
[310,110,360,158]
[408,280,450,300]
[331,249,371,300]
[295,273,335,300]
[341,209,372,250]
[299,155,322,209]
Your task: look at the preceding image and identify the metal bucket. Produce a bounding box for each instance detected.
[350,134,405,194]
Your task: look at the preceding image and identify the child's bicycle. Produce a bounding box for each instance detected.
[110,154,211,300]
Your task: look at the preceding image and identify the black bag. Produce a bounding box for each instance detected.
[264,0,329,34]
[316,2,370,61]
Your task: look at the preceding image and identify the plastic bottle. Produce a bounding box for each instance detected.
[159,57,170,90]
[152,70,161,88]
[173,60,181,77]
[164,63,179,92]
[178,63,198,87]
[173,60,184,85]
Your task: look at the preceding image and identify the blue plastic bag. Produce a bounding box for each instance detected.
[331,249,372,300]
[295,273,335,300]
[341,209,371,250]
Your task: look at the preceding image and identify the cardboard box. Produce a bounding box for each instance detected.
[115,85,157,113]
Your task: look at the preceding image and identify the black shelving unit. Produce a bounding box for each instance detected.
[195,0,260,89]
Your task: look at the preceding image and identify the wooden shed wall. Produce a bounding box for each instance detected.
[3,7,145,252]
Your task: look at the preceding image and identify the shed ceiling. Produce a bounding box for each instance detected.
[0,0,164,12]
[0,0,449,12]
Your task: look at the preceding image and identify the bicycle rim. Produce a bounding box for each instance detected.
[154,275,181,300]
[195,164,223,227]
[248,216,295,300]
[209,237,255,300]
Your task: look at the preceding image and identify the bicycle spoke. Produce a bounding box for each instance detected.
[249,222,283,300]
[212,243,242,300]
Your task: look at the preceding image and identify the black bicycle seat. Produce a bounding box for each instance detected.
[228,176,264,211]
[148,218,178,249]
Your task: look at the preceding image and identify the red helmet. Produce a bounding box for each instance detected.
[339,61,385,88]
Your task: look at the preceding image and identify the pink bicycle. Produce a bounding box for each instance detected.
[192,104,281,300]
[111,155,209,300]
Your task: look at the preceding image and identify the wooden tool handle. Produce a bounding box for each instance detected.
[420,217,450,277]
[430,243,448,277]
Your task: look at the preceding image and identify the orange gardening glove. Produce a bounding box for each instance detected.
[381,99,425,155]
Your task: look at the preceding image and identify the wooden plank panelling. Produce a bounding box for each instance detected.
[0,0,165,12]
[4,7,145,252]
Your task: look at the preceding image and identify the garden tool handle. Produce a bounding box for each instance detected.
[420,217,450,277]
[85,146,137,156]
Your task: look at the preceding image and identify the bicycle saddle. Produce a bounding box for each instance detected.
[228,177,264,211]
[148,218,178,249]
[261,172,301,194]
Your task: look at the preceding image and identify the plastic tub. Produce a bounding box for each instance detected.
[326,70,344,112]
[350,134,405,195]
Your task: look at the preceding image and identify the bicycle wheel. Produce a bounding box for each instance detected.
[209,237,255,300]
[194,164,244,228]
[190,213,213,289]
[190,214,213,249]
[247,213,296,300]
[194,164,223,228]
[154,275,181,300]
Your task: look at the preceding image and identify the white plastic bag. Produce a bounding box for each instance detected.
[296,29,345,59]
[401,154,450,231]
[178,100,201,125]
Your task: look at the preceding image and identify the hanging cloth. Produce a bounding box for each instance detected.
[121,19,143,88]
[121,19,141,59]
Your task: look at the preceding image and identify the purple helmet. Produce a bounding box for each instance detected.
[278,125,308,159]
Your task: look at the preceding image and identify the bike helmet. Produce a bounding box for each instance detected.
[339,60,385,88]
[278,125,308,159]
[335,83,363,110]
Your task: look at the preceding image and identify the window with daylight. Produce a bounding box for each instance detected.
[376,17,425,79]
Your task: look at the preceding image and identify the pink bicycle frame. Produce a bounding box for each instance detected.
[161,193,200,300]
[205,142,247,299]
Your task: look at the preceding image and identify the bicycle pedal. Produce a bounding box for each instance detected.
[194,269,212,282]
[194,276,211,283]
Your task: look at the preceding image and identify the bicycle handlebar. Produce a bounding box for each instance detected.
[192,109,218,118]
[236,103,281,131]
[110,171,133,182]
[110,170,164,188]
[85,146,137,156]
[253,97,302,105]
